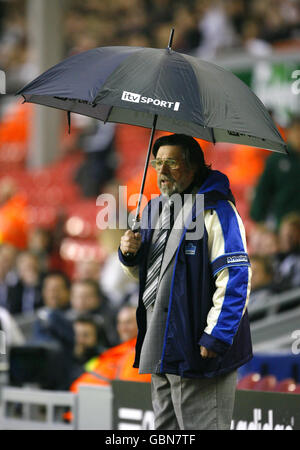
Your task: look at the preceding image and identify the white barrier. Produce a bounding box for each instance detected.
[77,384,112,430]
[0,384,113,430]
[0,387,77,430]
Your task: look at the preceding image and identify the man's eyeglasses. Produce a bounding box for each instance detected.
[150,158,183,171]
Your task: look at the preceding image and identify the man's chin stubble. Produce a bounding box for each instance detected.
[159,184,177,197]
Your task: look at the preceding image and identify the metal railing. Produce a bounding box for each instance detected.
[0,384,112,430]
[249,287,300,352]
[0,387,77,430]
[248,287,300,319]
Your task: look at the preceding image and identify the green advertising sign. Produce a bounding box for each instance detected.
[234,59,300,126]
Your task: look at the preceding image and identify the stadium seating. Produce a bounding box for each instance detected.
[275,378,298,393]
[252,375,277,392]
[237,374,300,394]
[236,372,261,390]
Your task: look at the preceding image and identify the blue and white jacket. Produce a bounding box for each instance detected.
[119,170,252,378]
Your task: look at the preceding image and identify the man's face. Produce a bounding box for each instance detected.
[0,244,17,279]
[75,261,100,281]
[42,276,70,309]
[117,307,138,342]
[250,259,271,290]
[155,145,196,196]
[17,254,39,286]
[70,283,100,312]
[74,322,98,351]
[279,222,300,252]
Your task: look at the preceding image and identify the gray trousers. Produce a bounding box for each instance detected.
[151,370,237,430]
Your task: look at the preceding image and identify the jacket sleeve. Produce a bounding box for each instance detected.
[118,214,149,281]
[118,247,141,281]
[118,198,154,281]
[198,200,252,355]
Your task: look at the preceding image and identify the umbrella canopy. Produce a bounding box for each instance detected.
[17,45,287,154]
[16,30,287,232]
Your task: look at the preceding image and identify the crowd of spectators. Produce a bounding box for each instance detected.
[248,212,300,319]
[247,116,300,318]
[0,113,299,390]
[0,0,299,94]
[0,234,140,390]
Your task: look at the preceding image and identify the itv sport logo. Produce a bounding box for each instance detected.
[121,91,180,111]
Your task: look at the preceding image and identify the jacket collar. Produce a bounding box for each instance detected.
[158,170,235,283]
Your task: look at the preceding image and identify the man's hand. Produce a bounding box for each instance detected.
[200,346,217,359]
[120,230,142,256]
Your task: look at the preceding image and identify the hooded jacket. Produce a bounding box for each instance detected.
[119,170,252,378]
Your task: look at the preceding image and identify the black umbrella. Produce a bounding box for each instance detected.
[17,29,287,228]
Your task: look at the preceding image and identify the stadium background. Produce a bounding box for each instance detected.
[0,0,299,430]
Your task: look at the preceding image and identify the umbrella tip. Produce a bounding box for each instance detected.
[167,28,175,50]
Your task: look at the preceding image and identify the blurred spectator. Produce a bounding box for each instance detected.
[250,116,300,230]
[68,315,106,383]
[224,0,247,36]
[0,305,25,350]
[74,259,101,283]
[259,0,299,44]
[247,255,275,318]
[0,177,28,249]
[31,271,73,352]
[144,0,174,25]
[7,271,73,391]
[74,121,117,197]
[175,6,201,53]
[241,18,272,56]
[67,279,118,347]
[248,224,279,257]
[195,0,238,59]
[0,243,18,309]
[7,251,43,315]
[116,304,138,343]
[73,315,105,364]
[98,228,138,311]
[27,227,53,273]
[0,1,30,93]
[69,305,151,393]
[278,213,300,254]
[273,213,300,292]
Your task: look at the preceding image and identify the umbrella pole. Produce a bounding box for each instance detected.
[131,114,158,231]
[128,30,173,233]
[168,28,174,49]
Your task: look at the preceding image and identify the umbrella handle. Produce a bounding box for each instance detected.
[125,114,158,257]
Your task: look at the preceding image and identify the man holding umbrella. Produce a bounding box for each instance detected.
[17,28,286,430]
[119,133,252,430]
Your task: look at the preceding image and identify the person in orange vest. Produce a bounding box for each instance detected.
[69,305,151,393]
[0,177,28,249]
